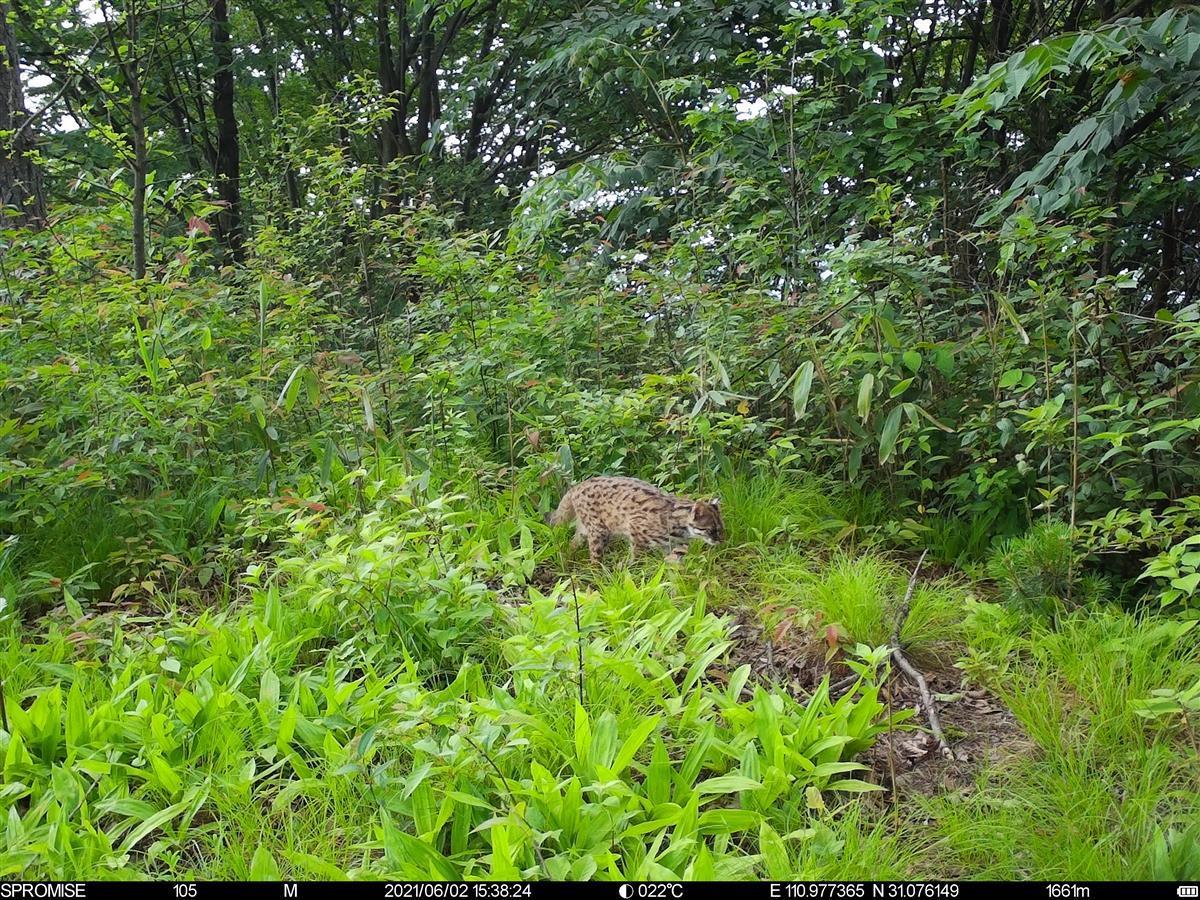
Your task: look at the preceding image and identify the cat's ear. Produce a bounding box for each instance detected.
[709,497,721,508]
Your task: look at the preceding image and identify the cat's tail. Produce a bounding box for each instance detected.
[546,490,576,526]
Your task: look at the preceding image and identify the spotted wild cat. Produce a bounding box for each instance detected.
[547,476,725,562]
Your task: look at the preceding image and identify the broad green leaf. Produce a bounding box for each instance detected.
[277,704,298,750]
[250,845,281,879]
[149,754,182,797]
[879,406,903,464]
[759,821,792,879]
[612,715,661,775]
[999,369,1023,389]
[1171,573,1200,594]
[857,373,875,421]
[382,816,459,879]
[573,703,591,768]
[792,361,815,419]
[118,800,188,855]
[825,778,885,793]
[695,775,762,796]
[277,364,305,412]
[697,808,760,835]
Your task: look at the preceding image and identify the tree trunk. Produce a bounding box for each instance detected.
[0,0,45,226]
[986,0,1013,64]
[125,4,147,280]
[129,87,147,279]
[98,0,147,275]
[377,0,398,167]
[958,0,987,90]
[212,0,242,257]
[376,0,404,209]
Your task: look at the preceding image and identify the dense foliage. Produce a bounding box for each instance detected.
[2,0,1199,881]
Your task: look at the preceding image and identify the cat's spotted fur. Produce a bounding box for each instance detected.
[548,476,725,562]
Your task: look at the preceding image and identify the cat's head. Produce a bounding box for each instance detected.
[687,498,725,544]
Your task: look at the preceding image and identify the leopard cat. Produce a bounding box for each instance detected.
[547,476,725,563]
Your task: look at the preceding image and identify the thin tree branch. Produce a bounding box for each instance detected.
[890,550,954,759]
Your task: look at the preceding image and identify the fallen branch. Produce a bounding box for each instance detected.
[763,637,778,678]
[890,550,954,759]
[829,671,860,696]
[892,549,928,637]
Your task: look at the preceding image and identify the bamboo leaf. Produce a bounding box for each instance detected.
[612,716,661,776]
[879,406,903,463]
[995,293,1030,344]
[792,361,815,420]
[857,373,875,422]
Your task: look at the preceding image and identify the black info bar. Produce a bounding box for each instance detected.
[0,883,1194,900]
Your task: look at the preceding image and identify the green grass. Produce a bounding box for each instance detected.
[709,480,1200,879]
[713,471,847,548]
[919,608,1200,878]
[780,553,966,662]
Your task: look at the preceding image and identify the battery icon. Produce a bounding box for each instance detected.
[1178,887,1198,897]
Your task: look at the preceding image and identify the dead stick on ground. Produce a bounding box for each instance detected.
[891,549,954,759]
[829,671,859,696]
[764,637,778,678]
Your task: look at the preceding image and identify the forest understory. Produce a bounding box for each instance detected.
[4,0,1200,881]
[5,457,1198,878]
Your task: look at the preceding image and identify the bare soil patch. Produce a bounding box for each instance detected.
[724,609,1032,798]
[860,670,1031,796]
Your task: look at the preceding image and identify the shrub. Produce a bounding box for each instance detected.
[987,520,1107,614]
